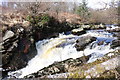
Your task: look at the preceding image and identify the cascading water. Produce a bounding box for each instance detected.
[8,29,116,78]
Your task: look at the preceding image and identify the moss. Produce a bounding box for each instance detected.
[68,70,85,78]
[96,65,105,73]
[99,70,116,78]
[67,49,120,78]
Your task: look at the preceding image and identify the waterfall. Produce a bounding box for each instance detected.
[8,29,116,78]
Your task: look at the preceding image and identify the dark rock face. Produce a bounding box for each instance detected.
[25,56,90,78]
[1,26,37,78]
[111,40,120,48]
[75,36,97,51]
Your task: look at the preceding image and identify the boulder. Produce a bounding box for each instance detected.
[75,36,96,51]
[81,25,91,30]
[107,27,120,32]
[80,24,105,30]
[81,24,106,30]
[113,33,120,40]
[24,56,90,78]
[47,56,120,78]
[98,41,104,45]
[42,52,120,78]
[111,40,120,48]
[71,28,86,35]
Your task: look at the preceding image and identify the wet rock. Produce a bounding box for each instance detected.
[98,41,104,45]
[43,55,120,78]
[111,40,120,48]
[81,25,91,30]
[25,56,90,78]
[25,49,119,79]
[75,36,97,51]
[107,27,120,32]
[71,28,86,35]
[1,25,37,78]
[84,56,120,78]
[90,24,106,29]
[71,24,106,36]
[113,33,120,40]
[81,24,106,30]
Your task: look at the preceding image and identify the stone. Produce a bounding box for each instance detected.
[81,25,91,29]
[99,23,105,28]
[107,27,120,32]
[111,40,120,48]
[24,56,90,78]
[42,56,120,78]
[113,33,120,40]
[71,28,86,35]
[3,30,14,40]
[75,36,96,51]
[98,41,104,45]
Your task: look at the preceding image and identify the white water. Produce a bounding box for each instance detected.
[8,29,116,78]
[106,25,119,30]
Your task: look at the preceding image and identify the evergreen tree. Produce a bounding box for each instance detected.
[77,0,90,20]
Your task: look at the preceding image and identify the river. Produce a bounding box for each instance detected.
[8,25,118,78]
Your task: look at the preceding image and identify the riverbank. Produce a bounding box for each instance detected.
[1,12,120,79]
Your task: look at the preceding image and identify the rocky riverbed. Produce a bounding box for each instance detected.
[1,13,120,79]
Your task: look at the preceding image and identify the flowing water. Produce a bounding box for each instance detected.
[8,28,117,78]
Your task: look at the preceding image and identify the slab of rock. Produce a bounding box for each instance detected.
[24,56,90,78]
[43,56,120,78]
[90,24,106,30]
[71,28,86,35]
[75,36,96,51]
[111,40,120,48]
[80,24,106,30]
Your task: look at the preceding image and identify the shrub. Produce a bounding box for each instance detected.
[26,14,50,29]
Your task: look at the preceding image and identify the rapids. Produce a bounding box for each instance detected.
[8,28,117,78]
